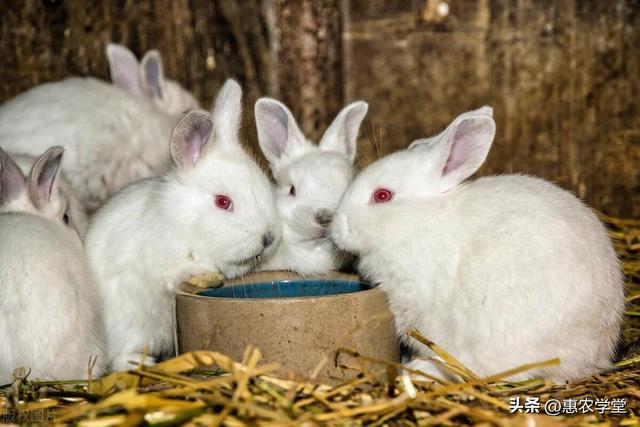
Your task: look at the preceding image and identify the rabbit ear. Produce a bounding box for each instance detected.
[211,79,243,147]
[106,43,142,95]
[255,98,307,165]
[170,111,213,168]
[28,146,63,210]
[0,148,26,205]
[411,106,495,191]
[319,101,368,164]
[140,50,166,99]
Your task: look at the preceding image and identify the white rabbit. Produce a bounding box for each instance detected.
[0,76,177,212]
[0,147,105,381]
[86,80,280,372]
[107,43,200,116]
[330,107,624,383]
[255,98,368,275]
[12,152,88,237]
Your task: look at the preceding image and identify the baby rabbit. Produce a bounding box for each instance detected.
[0,62,190,211]
[255,98,368,275]
[330,107,624,383]
[107,43,200,116]
[87,80,280,372]
[0,147,105,381]
[12,152,88,237]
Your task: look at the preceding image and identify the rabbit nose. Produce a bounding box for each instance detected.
[262,232,275,249]
[314,209,333,228]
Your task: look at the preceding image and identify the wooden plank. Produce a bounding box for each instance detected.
[343,0,492,168]
[571,0,640,217]
[273,0,344,141]
[0,0,273,156]
[486,0,574,184]
[343,0,640,216]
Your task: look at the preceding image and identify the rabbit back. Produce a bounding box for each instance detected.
[0,214,105,381]
[0,77,174,211]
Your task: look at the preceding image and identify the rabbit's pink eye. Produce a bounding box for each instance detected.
[372,188,394,204]
[289,186,296,196]
[215,195,233,211]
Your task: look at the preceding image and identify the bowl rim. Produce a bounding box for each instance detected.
[188,277,374,300]
[176,271,383,303]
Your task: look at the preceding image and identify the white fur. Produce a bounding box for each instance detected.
[331,107,624,383]
[0,77,177,211]
[255,98,368,275]
[107,43,200,116]
[0,150,105,381]
[86,80,280,372]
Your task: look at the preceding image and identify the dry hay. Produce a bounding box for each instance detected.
[1,215,639,426]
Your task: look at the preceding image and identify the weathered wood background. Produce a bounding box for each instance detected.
[1,0,639,216]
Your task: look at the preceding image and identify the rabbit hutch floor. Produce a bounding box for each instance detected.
[0,215,638,426]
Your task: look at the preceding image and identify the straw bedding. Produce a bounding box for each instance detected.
[1,215,639,426]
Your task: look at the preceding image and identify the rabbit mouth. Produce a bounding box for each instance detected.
[299,226,335,246]
[316,226,330,240]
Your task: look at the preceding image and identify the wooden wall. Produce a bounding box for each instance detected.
[1,0,639,216]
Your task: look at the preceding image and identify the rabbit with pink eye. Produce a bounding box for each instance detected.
[86,80,280,372]
[107,43,200,116]
[0,45,200,212]
[0,147,105,381]
[255,98,368,275]
[330,106,624,383]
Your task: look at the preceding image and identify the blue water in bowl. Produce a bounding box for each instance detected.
[197,279,371,299]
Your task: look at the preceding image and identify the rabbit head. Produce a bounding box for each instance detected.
[255,98,368,268]
[0,146,83,238]
[163,80,280,279]
[107,43,200,116]
[331,106,495,254]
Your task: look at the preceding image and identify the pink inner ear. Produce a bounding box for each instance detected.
[266,116,288,157]
[144,58,163,98]
[37,159,59,203]
[0,153,25,202]
[258,104,290,159]
[443,119,482,175]
[187,134,205,165]
[443,142,466,174]
[185,122,213,166]
[171,113,213,168]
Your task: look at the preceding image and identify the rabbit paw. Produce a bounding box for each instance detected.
[184,270,224,288]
